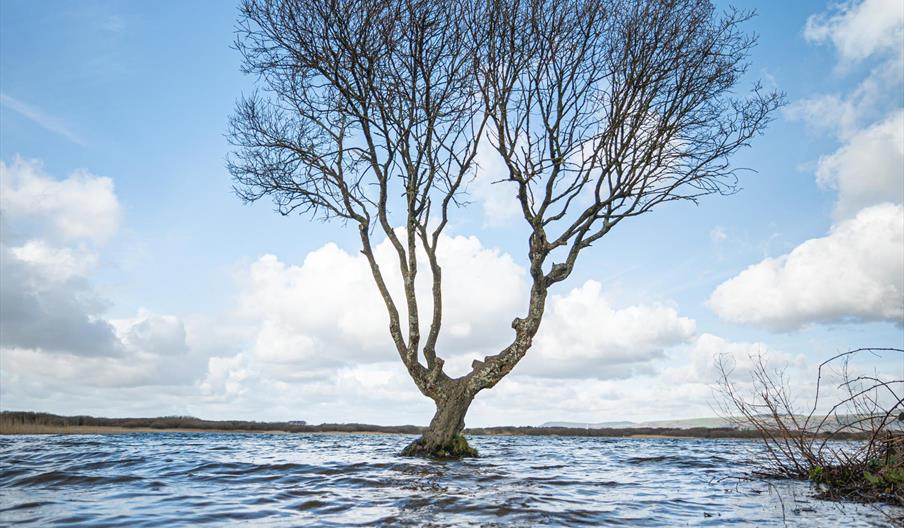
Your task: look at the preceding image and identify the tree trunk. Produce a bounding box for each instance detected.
[401,384,477,458]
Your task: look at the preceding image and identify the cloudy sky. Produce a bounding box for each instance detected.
[1,0,901,427]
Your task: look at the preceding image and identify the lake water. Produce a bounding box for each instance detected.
[0,433,900,526]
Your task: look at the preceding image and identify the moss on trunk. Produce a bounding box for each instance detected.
[401,433,478,458]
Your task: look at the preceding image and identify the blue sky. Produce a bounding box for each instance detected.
[1,0,901,426]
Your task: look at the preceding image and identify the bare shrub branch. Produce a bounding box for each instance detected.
[716,348,903,505]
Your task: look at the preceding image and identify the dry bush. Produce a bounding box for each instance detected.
[716,347,903,505]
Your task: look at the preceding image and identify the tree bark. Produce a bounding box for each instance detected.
[402,381,477,458]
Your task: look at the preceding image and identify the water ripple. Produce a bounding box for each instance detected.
[0,433,900,526]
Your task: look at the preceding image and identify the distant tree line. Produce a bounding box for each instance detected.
[0,411,873,440]
[0,412,418,434]
[465,425,869,440]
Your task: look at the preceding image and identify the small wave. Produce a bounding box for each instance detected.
[626,454,671,463]
[0,434,898,527]
[185,460,316,476]
[625,454,723,469]
[12,470,144,488]
[0,500,55,513]
[72,456,147,472]
[292,499,329,511]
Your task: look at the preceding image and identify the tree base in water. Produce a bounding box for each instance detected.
[401,434,478,459]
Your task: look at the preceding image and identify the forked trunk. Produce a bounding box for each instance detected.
[401,384,477,458]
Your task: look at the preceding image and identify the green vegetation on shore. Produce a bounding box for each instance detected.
[808,444,903,505]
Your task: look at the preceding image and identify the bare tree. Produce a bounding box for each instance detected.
[228,0,782,457]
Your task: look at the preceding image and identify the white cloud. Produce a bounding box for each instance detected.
[195,354,432,423]
[0,242,122,356]
[0,158,123,356]
[709,203,904,331]
[785,50,902,137]
[469,135,522,226]
[789,0,903,139]
[470,371,718,425]
[804,0,904,65]
[184,236,703,425]
[714,1,904,334]
[237,234,526,374]
[0,157,120,244]
[815,111,904,219]
[252,321,318,365]
[470,334,800,425]
[515,280,696,378]
[0,157,200,389]
[0,169,708,422]
[686,334,805,383]
[192,242,701,421]
[9,239,99,282]
[234,240,697,382]
[2,348,149,388]
[0,306,199,388]
[200,354,254,402]
[112,309,190,357]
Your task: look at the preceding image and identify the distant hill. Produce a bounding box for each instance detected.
[541,415,903,431]
[541,417,734,430]
[634,417,735,429]
[541,421,636,429]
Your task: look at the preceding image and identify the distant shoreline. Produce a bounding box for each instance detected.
[0,424,752,439]
[1,424,295,435]
[0,411,871,440]
[0,426,721,439]
[0,424,396,436]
